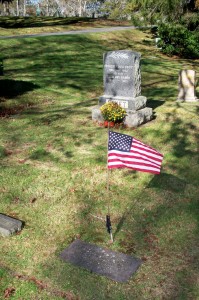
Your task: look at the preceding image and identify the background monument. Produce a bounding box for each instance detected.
[92,50,153,127]
[178,70,198,102]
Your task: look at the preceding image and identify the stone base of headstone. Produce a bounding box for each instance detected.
[99,95,147,111]
[124,107,153,128]
[92,96,153,128]
[92,105,104,123]
[0,213,23,236]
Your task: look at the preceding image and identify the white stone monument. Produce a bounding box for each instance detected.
[178,70,198,102]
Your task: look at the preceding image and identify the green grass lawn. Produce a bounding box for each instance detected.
[0,20,199,300]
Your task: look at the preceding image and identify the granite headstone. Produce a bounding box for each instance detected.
[92,50,153,127]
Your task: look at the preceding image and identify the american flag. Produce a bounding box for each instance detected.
[108,131,163,174]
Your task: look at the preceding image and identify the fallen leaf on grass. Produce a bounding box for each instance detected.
[141,256,148,262]
[53,290,79,300]
[30,198,37,203]
[8,212,18,218]
[4,287,15,298]
[16,231,22,235]
[18,159,27,164]
[29,276,47,290]
[4,149,13,156]
[13,197,20,204]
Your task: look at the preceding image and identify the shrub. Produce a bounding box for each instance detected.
[158,23,199,59]
[100,101,126,123]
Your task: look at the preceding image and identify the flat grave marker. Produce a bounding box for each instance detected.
[0,213,23,236]
[60,239,142,282]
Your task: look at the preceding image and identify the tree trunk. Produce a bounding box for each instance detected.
[46,0,50,16]
[23,0,26,16]
[16,0,19,16]
[3,2,6,15]
[79,0,82,16]
[83,0,87,16]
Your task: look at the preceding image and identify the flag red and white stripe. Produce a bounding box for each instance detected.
[108,131,163,174]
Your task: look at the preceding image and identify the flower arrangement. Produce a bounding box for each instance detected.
[100,101,126,123]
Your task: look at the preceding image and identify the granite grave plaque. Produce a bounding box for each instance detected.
[0,213,23,236]
[92,50,153,127]
[60,239,142,282]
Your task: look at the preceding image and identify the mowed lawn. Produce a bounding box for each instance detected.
[0,20,199,300]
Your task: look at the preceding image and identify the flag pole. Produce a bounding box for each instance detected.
[106,122,113,243]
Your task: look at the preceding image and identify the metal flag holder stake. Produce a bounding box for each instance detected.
[106,122,113,243]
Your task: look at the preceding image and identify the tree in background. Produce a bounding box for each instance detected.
[0,0,13,15]
[127,0,198,23]
[100,0,127,19]
[94,0,198,21]
[34,0,101,17]
[153,0,199,59]
[0,0,32,16]
[0,0,198,18]
[0,0,104,16]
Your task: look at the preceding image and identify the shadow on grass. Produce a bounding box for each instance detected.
[0,16,95,29]
[0,79,39,99]
[0,79,40,117]
[147,172,187,192]
[165,106,199,159]
[147,99,165,109]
